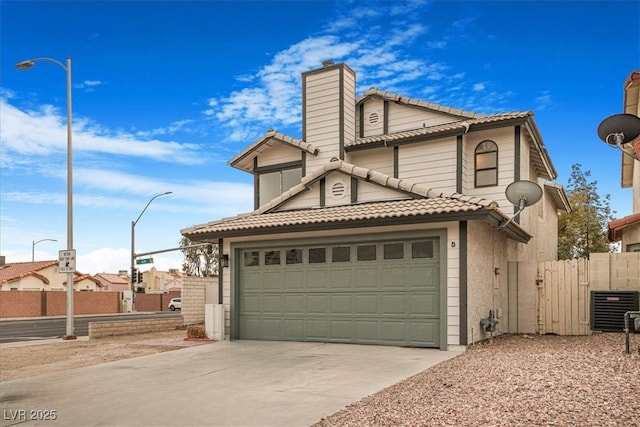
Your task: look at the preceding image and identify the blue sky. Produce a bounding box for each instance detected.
[1,0,638,275]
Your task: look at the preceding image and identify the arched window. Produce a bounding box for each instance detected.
[475,140,498,187]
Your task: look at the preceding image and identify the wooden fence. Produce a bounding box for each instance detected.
[537,253,640,336]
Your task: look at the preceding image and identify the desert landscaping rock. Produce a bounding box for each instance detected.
[314,333,640,426]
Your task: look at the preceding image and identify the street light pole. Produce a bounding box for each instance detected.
[17,57,75,340]
[32,238,58,262]
[130,192,172,309]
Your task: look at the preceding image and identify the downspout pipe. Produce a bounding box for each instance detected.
[624,311,640,354]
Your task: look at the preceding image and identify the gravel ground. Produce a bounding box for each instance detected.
[314,333,640,427]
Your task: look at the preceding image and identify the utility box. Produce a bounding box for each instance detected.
[590,291,640,332]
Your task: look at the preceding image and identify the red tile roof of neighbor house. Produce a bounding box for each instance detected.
[0,260,58,284]
[0,260,101,287]
[608,211,640,242]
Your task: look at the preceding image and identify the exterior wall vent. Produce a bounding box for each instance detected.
[368,112,379,125]
[331,181,346,198]
[590,291,640,332]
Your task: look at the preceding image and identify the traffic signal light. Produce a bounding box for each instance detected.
[136,269,143,283]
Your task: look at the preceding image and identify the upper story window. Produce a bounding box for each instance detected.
[258,167,302,206]
[475,140,498,187]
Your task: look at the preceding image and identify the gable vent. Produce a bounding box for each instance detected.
[368,112,379,125]
[331,182,346,198]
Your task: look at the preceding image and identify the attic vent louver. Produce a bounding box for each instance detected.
[331,182,346,198]
[368,112,379,125]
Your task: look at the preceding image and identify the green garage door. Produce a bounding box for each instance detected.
[238,237,441,348]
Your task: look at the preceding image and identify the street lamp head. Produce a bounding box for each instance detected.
[15,60,35,71]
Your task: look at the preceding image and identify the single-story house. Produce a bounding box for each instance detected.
[182,61,570,350]
[0,259,102,291]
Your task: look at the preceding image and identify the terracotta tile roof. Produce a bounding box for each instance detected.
[229,129,318,172]
[0,260,58,284]
[608,211,640,242]
[348,111,533,148]
[357,88,483,119]
[94,273,129,285]
[183,197,506,238]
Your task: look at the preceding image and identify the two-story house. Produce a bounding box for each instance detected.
[607,70,640,252]
[181,61,570,350]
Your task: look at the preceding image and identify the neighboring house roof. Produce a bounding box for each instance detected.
[94,273,129,285]
[608,211,640,242]
[182,160,532,243]
[0,260,102,288]
[229,129,319,172]
[621,70,640,188]
[0,260,58,285]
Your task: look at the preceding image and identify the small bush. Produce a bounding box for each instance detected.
[186,324,206,339]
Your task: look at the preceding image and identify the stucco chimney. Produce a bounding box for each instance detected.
[302,61,356,173]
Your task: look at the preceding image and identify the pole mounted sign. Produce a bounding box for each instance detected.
[58,249,76,273]
[136,257,154,265]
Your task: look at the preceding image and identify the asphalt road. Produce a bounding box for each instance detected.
[0,312,181,343]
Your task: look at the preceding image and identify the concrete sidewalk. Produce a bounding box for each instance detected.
[0,340,462,427]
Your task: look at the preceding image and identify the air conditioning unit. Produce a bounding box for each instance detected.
[590,291,640,332]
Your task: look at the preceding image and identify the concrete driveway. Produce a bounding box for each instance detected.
[0,340,461,427]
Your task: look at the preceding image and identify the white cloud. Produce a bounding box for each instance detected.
[535,91,553,111]
[0,97,206,165]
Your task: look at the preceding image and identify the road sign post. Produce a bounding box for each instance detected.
[135,257,154,265]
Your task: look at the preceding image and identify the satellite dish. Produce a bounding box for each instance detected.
[597,114,640,145]
[505,180,543,208]
[499,180,543,229]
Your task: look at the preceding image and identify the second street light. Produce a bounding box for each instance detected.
[32,238,58,262]
[17,56,76,340]
[130,191,172,309]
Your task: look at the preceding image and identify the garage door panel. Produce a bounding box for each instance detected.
[408,321,439,347]
[261,318,283,339]
[381,321,406,342]
[409,293,439,317]
[408,266,438,289]
[307,294,329,314]
[283,319,305,339]
[381,294,407,315]
[283,270,306,291]
[307,320,329,339]
[263,271,284,290]
[354,268,380,290]
[329,268,353,289]
[355,294,378,314]
[240,318,264,339]
[307,269,329,289]
[241,295,262,314]
[382,267,406,288]
[330,319,353,340]
[263,295,282,314]
[355,320,380,341]
[283,295,304,314]
[242,271,264,291]
[330,295,352,314]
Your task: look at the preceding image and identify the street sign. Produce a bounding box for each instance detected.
[58,249,76,273]
[136,257,154,265]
